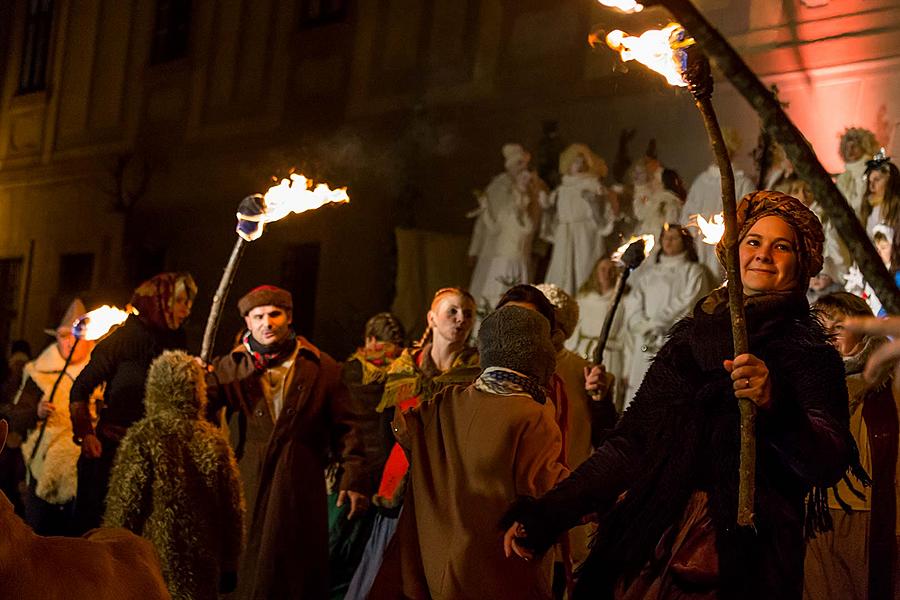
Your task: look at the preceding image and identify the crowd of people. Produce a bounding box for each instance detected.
[0,125,896,600]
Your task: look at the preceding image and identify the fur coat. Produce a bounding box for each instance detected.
[104,351,244,600]
[507,290,853,599]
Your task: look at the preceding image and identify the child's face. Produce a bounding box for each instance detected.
[808,273,834,292]
[876,238,892,266]
[820,310,864,357]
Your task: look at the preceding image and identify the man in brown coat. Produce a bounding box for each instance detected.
[371,305,569,599]
[208,285,370,599]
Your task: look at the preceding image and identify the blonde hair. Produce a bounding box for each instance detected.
[559,143,607,178]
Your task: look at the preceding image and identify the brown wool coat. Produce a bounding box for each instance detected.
[208,338,370,600]
[371,384,569,600]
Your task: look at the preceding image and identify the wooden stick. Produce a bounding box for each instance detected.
[200,237,247,363]
[680,40,755,526]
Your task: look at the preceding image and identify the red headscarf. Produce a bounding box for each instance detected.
[130,272,197,330]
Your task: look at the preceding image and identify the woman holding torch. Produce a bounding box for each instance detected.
[502,191,855,599]
[69,272,197,534]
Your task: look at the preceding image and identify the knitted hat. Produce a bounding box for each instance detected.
[238,285,293,316]
[478,305,556,385]
[535,283,579,345]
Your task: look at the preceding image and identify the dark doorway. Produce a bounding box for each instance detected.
[281,242,320,337]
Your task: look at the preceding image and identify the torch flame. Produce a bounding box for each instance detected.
[690,213,726,245]
[612,234,655,262]
[237,173,349,242]
[605,23,693,87]
[597,0,644,13]
[72,305,131,341]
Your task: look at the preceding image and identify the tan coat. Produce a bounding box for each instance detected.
[371,384,568,600]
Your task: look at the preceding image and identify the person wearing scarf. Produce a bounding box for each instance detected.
[205,285,371,600]
[69,272,196,534]
[503,191,856,599]
[369,305,568,599]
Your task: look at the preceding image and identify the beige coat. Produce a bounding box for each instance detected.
[371,384,568,600]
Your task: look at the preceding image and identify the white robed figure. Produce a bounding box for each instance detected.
[543,144,613,296]
[622,225,707,410]
[681,128,755,285]
[835,127,881,218]
[468,144,544,312]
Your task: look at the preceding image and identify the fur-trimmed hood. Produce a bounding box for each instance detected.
[143,350,206,419]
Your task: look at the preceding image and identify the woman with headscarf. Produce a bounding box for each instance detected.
[345,287,479,600]
[502,191,855,599]
[68,272,197,534]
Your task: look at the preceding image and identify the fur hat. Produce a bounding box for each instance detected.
[478,305,556,385]
[45,298,87,336]
[144,350,206,418]
[535,283,579,345]
[237,285,293,316]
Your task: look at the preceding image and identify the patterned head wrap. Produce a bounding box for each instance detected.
[130,272,197,331]
[715,190,824,285]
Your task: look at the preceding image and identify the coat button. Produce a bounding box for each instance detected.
[255,409,264,417]
[285,407,296,416]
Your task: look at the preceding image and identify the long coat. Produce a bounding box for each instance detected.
[371,384,569,600]
[208,337,369,600]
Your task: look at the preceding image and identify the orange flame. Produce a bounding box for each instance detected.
[73,305,131,341]
[238,173,349,242]
[605,23,690,87]
[612,234,655,262]
[689,213,726,245]
[597,0,644,13]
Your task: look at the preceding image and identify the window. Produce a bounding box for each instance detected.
[150,0,191,65]
[17,0,54,94]
[58,253,94,294]
[0,257,23,358]
[298,0,346,28]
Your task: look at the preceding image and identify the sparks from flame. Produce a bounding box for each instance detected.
[237,173,349,242]
[612,234,655,262]
[72,305,132,341]
[605,23,693,87]
[597,0,643,13]
[689,213,726,245]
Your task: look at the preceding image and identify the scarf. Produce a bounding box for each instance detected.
[130,272,197,331]
[475,367,547,405]
[346,343,403,385]
[242,329,297,371]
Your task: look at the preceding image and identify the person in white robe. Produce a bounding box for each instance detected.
[567,257,627,411]
[468,144,545,313]
[787,177,852,282]
[634,167,685,238]
[622,224,707,410]
[543,144,613,296]
[680,128,755,286]
[835,128,881,219]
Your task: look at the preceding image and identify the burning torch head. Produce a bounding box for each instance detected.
[237,194,266,241]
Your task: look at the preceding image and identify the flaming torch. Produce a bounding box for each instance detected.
[590,235,654,399]
[199,173,349,363]
[605,24,754,525]
[29,305,131,466]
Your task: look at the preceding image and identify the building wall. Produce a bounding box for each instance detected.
[0,0,898,357]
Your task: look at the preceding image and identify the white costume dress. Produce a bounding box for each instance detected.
[681,164,755,286]
[468,173,539,311]
[622,252,706,410]
[543,174,612,295]
[567,288,627,407]
[836,158,869,218]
